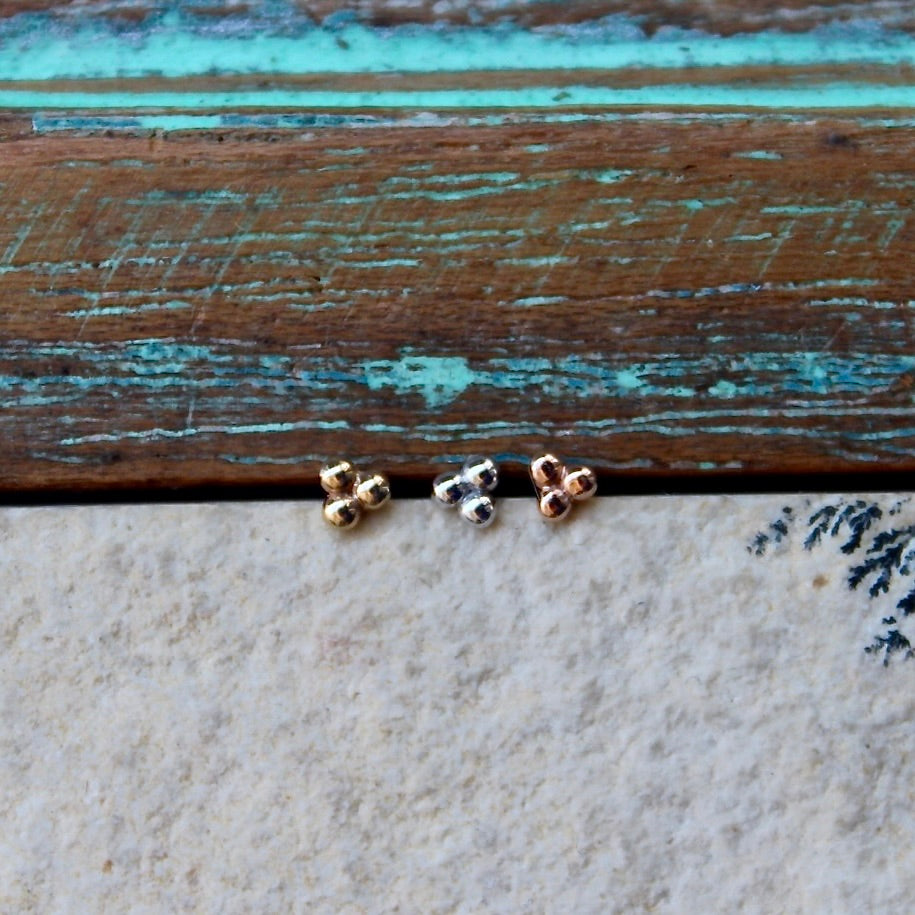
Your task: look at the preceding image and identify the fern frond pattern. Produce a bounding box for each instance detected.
[751,498,914,666]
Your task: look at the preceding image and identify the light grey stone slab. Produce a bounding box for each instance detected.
[0,495,913,913]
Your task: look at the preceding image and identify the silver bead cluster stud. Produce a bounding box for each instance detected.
[432,455,499,527]
[530,453,597,521]
[320,459,391,529]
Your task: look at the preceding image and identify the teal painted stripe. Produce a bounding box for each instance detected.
[13,84,915,115]
[28,111,817,134]
[3,341,914,415]
[3,18,915,81]
[41,406,915,453]
[31,111,915,135]
[65,300,192,319]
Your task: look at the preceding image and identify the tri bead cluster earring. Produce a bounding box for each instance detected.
[320,459,391,529]
[432,455,500,527]
[529,453,597,521]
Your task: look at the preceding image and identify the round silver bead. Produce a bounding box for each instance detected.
[461,455,499,493]
[459,493,496,527]
[433,472,467,507]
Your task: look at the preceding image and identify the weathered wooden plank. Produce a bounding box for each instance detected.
[0,2,913,492]
[0,111,913,491]
[4,0,915,36]
[2,1,915,86]
[5,63,915,99]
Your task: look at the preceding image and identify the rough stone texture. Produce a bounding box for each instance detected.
[0,495,913,913]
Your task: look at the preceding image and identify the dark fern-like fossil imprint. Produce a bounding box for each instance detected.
[751,498,915,666]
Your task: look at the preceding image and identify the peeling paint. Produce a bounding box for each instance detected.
[734,150,784,160]
[12,84,915,113]
[4,342,909,417]
[3,14,915,82]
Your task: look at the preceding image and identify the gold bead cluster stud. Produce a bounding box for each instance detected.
[320,459,391,529]
[529,453,597,521]
[432,455,500,527]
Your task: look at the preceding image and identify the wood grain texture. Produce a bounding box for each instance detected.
[7,63,915,98]
[5,0,915,35]
[3,1,915,86]
[1,111,913,491]
[1,1,913,492]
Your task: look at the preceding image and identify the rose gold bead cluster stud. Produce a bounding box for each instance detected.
[320,459,391,529]
[529,453,598,521]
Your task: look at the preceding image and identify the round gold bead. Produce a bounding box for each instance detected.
[355,473,391,510]
[539,488,572,521]
[563,467,597,501]
[320,459,358,495]
[322,495,361,528]
[530,453,565,490]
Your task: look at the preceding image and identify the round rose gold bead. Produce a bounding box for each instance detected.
[563,466,598,501]
[530,453,565,490]
[539,488,572,521]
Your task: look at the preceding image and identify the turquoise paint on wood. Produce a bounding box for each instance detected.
[4,341,915,413]
[32,111,915,135]
[1,11,913,486]
[2,13,915,82]
[362,355,480,409]
[10,84,915,113]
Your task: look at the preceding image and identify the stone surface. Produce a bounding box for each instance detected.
[1,495,913,913]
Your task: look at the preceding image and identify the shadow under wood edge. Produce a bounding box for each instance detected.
[0,470,913,506]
